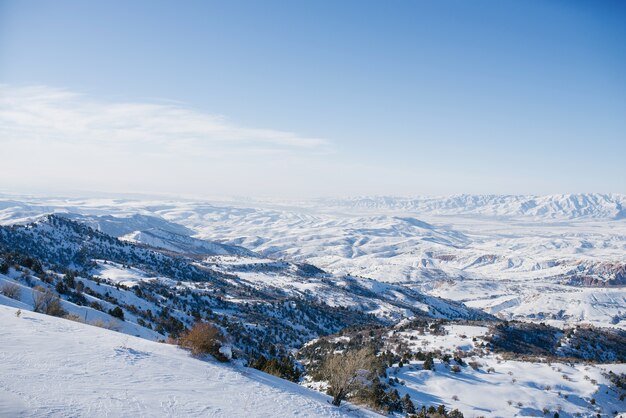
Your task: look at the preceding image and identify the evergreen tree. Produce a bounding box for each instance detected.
[423,353,434,371]
[108,306,125,320]
[55,280,68,294]
[402,393,416,414]
[387,389,402,412]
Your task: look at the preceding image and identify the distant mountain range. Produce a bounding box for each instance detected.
[317,193,626,219]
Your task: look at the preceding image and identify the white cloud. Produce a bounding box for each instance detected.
[0,85,329,153]
[0,85,476,199]
[0,85,345,198]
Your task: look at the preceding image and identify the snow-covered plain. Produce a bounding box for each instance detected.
[0,304,378,418]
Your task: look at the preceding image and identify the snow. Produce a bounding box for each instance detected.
[0,304,379,417]
[392,357,625,417]
[93,260,169,287]
[398,325,489,353]
[0,270,164,340]
[384,325,626,417]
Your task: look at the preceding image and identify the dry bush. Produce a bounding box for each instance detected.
[32,286,66,317]
[1,282,21,300]
[90,318,120,331]
[319,347,379,406]
[64,313,85,323]
[468,360,481,370]
[178,322,227,361]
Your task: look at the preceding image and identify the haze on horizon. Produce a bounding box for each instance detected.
[1,0,625,199]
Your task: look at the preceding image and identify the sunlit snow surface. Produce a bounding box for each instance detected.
[301,323,626,417]
[0,305,378,418]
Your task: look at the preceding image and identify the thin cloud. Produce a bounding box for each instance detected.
[0,84,367,198]
[0,85,329,152]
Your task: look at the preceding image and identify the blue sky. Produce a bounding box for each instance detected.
[1,0,624,198]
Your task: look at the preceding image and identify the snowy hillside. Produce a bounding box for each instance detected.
[0,304,377,418]
[299,320,626,417]
[62,213,256,257]
[0,214,489,353]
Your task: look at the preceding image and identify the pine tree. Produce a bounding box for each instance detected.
[388,389,402,412]
[402,393,416,414]
[423,353,434,371]
[109,306,125,320]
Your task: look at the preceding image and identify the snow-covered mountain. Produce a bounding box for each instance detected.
[1,194,625,417]
[121,228,256,257]
[0,214,490,351]
[150,198,626,329]
[317,193,626,220]
[0,193,624,329]
[60,212,257,257]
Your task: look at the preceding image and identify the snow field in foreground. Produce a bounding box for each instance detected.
[0,305,378,418]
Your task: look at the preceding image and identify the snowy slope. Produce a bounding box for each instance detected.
[392,354,625,417]
[0,304,379,418]
[60,212,255,257]
[301,322,626,417]
[388,324,626,417]
[121,228,256,257]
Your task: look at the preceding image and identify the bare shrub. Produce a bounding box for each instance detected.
[1,282,21,300]
[32,286,66,317]
[178,322,227,361]
[319,347,379,406]
[90,318,120,331]
[468,360,481,370]
[64,313,85,323]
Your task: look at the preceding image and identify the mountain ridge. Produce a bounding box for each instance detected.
[316,193,626,219]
